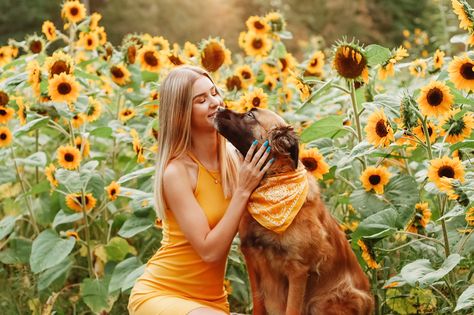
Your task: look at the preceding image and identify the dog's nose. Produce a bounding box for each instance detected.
[217,107,225,112]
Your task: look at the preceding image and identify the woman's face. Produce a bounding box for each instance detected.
[190,76,222,131]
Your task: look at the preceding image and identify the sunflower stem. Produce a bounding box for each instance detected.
[438,195,451,258]
[80,189,95,279]
[11,147,39,235]
[68,120,75,146]
[456,228,474,254]
[349,80,366,169]
[421,116,433,160]
[35,129,39,184]
[395,230,445,246]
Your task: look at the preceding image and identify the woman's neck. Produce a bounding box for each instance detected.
[190,131,219,169]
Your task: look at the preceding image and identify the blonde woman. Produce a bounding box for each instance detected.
[128,65,273,315]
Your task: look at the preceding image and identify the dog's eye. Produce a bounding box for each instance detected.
[246,112,254,119]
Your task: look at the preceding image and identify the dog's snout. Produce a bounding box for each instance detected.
[217,107,225,112]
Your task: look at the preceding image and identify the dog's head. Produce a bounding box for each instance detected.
[214,107,299,171]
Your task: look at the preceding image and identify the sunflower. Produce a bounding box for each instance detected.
[300,148,329,180]
[96,26,107,45]
[44,163,58,188]
[243,32,272,57]
[138,45,164,72]
[360,166,391,194]
[263,75,277,91]
[236,65,255,86]
[428,156,465,190]
[306,51,325,76]
[200,38,229,72]
[364,109,394,148]
[295,80,311,102]
[66,193,96,212]
[452,0,474,30]
[265,11,286,32]
[279,87,293,104]
[79,32,99,51]
[0,91,9,107]
[224,279,233,295]
[27,36,45,54]
[433,49,445,69]
[65,230,80,240]
[42,20,56,41]
[466,207,474,226]
[110,64,131,86]
[45,51,75,78]
[125,44,137,64]
[85,98,101,122]
[412,121,438,144]
[48,73,80,104]
[71,113,85,129]
[378,63,395,81]
[132,137,145,163]
[279,53,296,75]
[439,109,474,143]
[105,181,120,200]
[74,136,90,157]
[57,145,81,170]
[417,81,453,118]
[333,44,369,83]
[357,240,380,269]
[448,55,474,91]
[16,97,27,126]
[407,202,432,234]
[243,88,268,110]
[0,46,12,66]
[0,106,14,124]
[61,0,86,24]
[183,41,199,59]
[245,16,270,34]
[89,12,102,31]
[119,108,136,122]
[0,126,12,147]
[27,60,41,95]
[409,59,427,78]
[226,75,243,91]
[437,177,460,200]
[151,36,170,52]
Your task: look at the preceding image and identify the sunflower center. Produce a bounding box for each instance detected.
[334,46,367,79]
[280,58,288,72]
[438,165,455,178]
[368,174,381,185]
[449,118,466,136]
[70,7,79,16]
[124,110,131,116]
[144,51,158,66]
[226,75,242,91]
[252,97,261,107]
[301,157,318,171]
[0,133,6,140]
[0,92,9,106]
[375,119,389,137]
[460,62,474,80]
[252,39,263,49]
[254,21,265,30]
[51,61,69,76]
[64,153,75,162]
[310,58,318,67]
[427,126,433,136]
[58,82,72,95]
[111,189,116,195]
[241,70,251,79]
[0,109,6,116]
[426,88,443,106]
[30,41,42,54]
[87,39,93,46]
[111,66,124,78]
[169,55,183,66]
[127,46,136,63]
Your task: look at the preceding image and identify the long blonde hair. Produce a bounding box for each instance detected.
[154,65,238,219]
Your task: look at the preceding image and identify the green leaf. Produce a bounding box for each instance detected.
[352,208,399,243]
[142,71,158,83]
[450,140,474,152]
[14,116,49,137]
[0,216,17,240]
[55,169,82,191]
[400,254,462,287]
[0,166,16,185]
[365,44,392,67]
[80,277,118,313]
[454,284,474,312]
[90,126,113,138]
[38,257,73,291]
[0,238,32,264]
[108,256,143,293]
[30,229,76,273]
[387,287,437,314]
[349,189,387,218]
[15,152,47,167]
[300,115,348,142]
[52,209,83,229]
[74,68,100,81]
[384,175,419,224]
[118,215,154,238]
[104,237,135,262]
[122,264,146,292]
[276,31,293,39]
[117,167,154,184]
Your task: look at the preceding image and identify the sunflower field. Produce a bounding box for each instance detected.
[0,0,474,314]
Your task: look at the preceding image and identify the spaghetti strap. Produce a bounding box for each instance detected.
[186,151,202,168]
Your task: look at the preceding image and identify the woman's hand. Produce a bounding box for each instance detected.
[236,139,274,194]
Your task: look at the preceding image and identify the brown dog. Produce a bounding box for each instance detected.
[214,107,374,315]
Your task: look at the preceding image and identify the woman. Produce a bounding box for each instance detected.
[128,65,273,315]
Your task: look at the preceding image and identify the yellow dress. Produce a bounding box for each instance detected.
[128,152,231,315]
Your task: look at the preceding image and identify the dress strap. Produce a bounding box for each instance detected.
[186,151,203,168]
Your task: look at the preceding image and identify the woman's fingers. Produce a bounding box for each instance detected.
[251,140,269,166]
[244,139,258,163]
[259,157,274,175]
[256,145,271,170]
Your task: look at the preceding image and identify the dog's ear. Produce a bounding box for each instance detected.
[268,126,299,169]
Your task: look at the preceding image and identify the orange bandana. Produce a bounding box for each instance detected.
[247,166,309,234]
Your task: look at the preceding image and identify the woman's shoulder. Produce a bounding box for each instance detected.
[163,156,196,184]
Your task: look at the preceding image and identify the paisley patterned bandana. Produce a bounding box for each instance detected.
[247,165,309,233]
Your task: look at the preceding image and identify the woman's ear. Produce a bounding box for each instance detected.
[268,126,299,169]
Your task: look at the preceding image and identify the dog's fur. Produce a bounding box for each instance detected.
[214,107,374,315]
